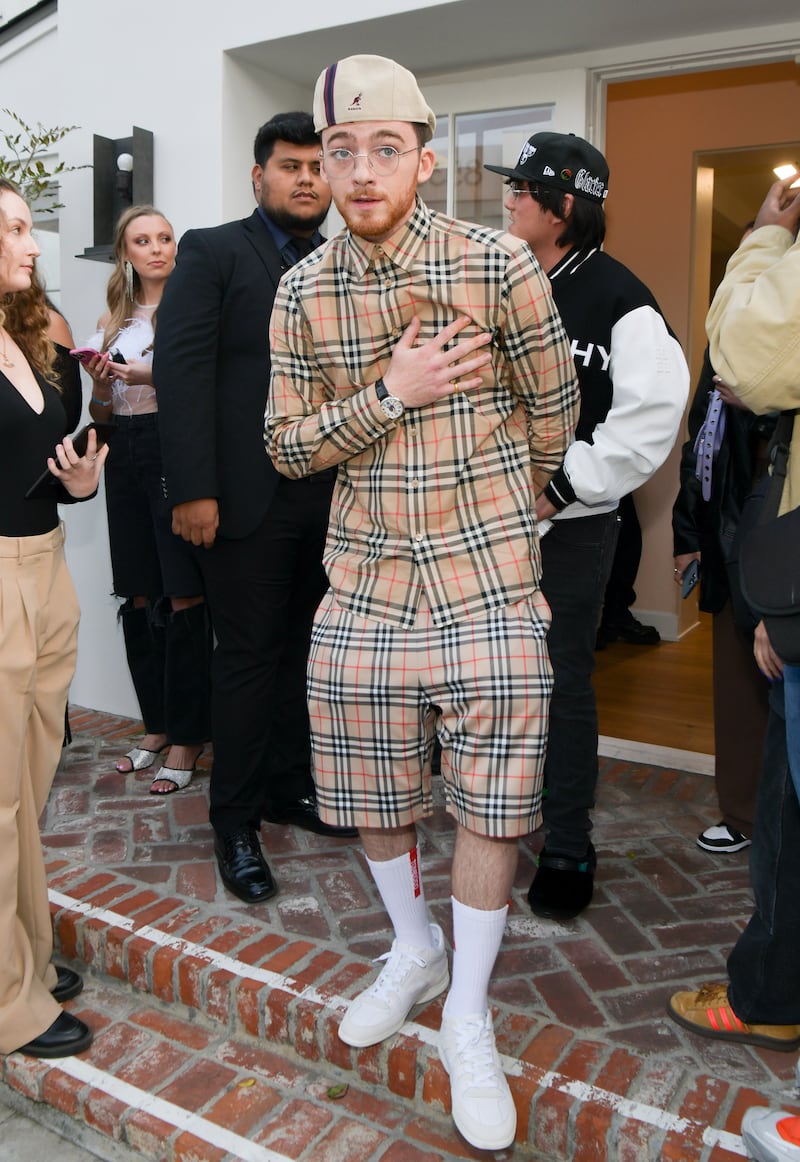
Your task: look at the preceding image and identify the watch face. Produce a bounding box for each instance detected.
[380,396,404,420]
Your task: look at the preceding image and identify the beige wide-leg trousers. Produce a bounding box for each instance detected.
[0,526,79,1052]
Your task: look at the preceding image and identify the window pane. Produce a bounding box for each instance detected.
[457,105,554,228]
[426,123,449,217]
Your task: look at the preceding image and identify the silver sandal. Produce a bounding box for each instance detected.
[115,746,166,773]
[149,748,204,795]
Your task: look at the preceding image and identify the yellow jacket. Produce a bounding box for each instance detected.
[706,224,800,515]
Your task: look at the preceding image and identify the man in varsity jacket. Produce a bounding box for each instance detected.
[486,132,689,919]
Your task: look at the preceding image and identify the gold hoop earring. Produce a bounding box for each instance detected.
[125,260,135,302]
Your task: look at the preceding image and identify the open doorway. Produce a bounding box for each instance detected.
[690,142,800,377]
[594,143,800,767]
[598,63,800,760]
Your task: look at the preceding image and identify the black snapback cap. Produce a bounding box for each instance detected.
[485,131,609,204]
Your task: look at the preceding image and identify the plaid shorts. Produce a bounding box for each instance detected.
[307,591,553,838]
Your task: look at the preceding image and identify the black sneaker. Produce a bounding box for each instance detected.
[696,823,751,853]
[527,843,597,920]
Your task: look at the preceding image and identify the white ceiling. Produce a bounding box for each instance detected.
[232,0,800,86]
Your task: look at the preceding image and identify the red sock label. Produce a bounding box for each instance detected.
[409,846,421,899]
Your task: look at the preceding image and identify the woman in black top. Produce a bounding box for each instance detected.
[0,178,106,1058]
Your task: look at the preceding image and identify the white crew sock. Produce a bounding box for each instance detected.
[366,846,434,949]
[443,895,508,1018]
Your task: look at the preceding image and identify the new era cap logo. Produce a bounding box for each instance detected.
[518,141,537,164]
[543,165,555,176]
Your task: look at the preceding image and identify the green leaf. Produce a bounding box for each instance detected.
[0,109,88,210]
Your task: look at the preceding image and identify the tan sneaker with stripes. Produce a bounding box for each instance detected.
[667,982,800,1051]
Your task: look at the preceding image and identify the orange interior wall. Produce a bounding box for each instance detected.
[605,62,800,352]
[603,63,800,637]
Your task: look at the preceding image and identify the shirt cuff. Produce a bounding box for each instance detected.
[544,468,575,512]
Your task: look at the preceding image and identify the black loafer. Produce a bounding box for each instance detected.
[214,829,277,903]
[600,617,661,646]
[16,1011,93,1059]
[528,843,597,920]
[51,965,83,1003]
[264,796,358,838]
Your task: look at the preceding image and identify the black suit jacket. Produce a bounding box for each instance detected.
[154,210,286,539]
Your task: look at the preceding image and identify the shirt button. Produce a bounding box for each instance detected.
[411,479,419,488]
[415,533,424,542]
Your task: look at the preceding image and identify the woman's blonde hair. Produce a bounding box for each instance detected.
[0,177,57,384]
[102,204,172,350]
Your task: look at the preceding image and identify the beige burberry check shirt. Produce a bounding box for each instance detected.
[266,198,579,629]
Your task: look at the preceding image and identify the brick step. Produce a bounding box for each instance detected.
[34,714,798,1160]
[1,967,486,1162]
[39,858,756,1161]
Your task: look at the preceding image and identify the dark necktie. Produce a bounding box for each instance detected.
[282,235,317,268]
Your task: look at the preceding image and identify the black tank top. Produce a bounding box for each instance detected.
[1,368,68,536]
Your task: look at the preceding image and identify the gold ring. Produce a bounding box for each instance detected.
[451,378,460,391]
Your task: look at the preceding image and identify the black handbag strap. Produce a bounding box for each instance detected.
[760,410,796,523]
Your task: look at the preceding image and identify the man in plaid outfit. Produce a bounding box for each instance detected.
[266,54,578,1150]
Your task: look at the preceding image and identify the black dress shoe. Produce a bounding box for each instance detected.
[51,965,83,1003]
[599,615,660,646]
[527,843,597,920]
[17,1011,93,1059]
[214,829,277,903]
[264,795,358,838]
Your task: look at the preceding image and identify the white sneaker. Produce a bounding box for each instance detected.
[741,1107,800,1161]
[439,1009,516,1150]
[696,822,751,853]
[338,924,449,1048]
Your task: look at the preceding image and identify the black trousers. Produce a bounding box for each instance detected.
[599,492,641,627]
[711,601,768,836]
[540,511,620,857]
[727,682,800,1023]
[193,474,334,836]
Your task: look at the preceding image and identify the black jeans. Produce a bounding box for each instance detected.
[106,414,210,743]
[539,511,620,858]
[105,414,203,597]
[727,680,800,1024]
[194,473,334,836]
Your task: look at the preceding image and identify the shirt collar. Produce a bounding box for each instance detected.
[345,197,432,279]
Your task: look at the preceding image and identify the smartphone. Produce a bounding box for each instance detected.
[69,346,102,364]
[24,422,114,500]
[681,559,700,599]
[69,347,128,366]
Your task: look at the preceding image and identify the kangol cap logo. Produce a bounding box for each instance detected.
[518,141,536,165]
[348,93,363,111]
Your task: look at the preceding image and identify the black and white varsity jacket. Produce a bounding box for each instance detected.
[542,246,689,520]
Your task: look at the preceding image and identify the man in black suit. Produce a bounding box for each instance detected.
[154,111,355,906]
